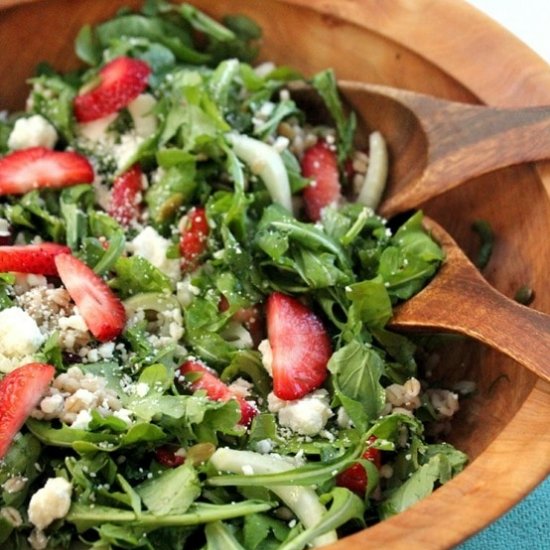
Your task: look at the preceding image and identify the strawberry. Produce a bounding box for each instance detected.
[155,446,185,468]
[108,164,143,227]
[54,253,126,342]
[301,140,341,221]
[0,147,94,196]
[266,292,331,400]
[74,56,151,123]
[0,363,55,459]
[336,437,381,496]
[179,359,258,426]
[0,243,71,275]
[180,207,209,272]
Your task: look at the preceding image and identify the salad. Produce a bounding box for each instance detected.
[0,2,467,549]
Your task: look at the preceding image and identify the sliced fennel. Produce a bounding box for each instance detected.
[357,131,389,209]
[226,133,293,213]
[209,448,337,547]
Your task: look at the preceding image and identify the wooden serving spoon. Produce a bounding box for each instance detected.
[389,217,550,383]
[293,81,550,217]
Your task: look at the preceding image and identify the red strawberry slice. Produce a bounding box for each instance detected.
[0,147,94,196]
[74,57,151,123]
[0,243,71,275]
[108,164,143,227]
[336,437,381,495]
[266,292,331,400]
[155,446,185,468]
[179,359,258,426]
[0,363,55,459]
[54,253,126,341]
[301,140,341,221]
[180,207,209,272]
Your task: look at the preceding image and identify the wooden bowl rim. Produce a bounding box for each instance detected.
[1,1,549,549]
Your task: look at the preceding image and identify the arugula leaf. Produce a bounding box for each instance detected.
[243,513,289,550]
[379,454,451,519]
[0,273,15,311]
[345,276,392,331]
[60,184,94,250]
[111,255,174,297]
[311,69,356,164]
[382,211,443,300]
[328,341,386,430]
[67,501,274,532]
[28,75,76,140]
[136,464,200,515]
[96,14,209,64]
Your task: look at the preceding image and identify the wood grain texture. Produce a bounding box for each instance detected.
[390,217,550,383]
[0,1,549,549]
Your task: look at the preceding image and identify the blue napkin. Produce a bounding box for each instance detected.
[459,476,550,549]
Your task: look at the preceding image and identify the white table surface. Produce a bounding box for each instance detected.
[466,0,550,64]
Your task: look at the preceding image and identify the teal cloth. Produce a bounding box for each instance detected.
[458,476,550,549]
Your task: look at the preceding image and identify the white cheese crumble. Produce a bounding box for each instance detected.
[258,339,273,376]
[27,477,72,530]
[128,226,180,280]
[0,307,44,373]
[268,390,333,436]
[8,115,57,150]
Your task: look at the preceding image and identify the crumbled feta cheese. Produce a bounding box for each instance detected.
[258,339,273,376]
[176,276,200,307]
[336,407,353,429]
[268,390,333,436]
[71,410,93,430]
[127,94,158,137]
[0,307,45,373]
[58,314,88,333]
[8,115,57,150]
[228,377,253,398]
[134,382,150,397]
[97,342,115,359]
[27,477,72,530]
[128,226,180,280]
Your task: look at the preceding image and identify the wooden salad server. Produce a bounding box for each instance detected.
[334,81,550,217]
[389,217,550,383]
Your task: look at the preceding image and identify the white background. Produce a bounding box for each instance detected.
[466,0,550,63]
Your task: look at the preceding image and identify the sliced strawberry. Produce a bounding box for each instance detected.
[0,363,55,459]
[108,164,143,227]
[266,292,331,400]
[54,253,126,342]
[179,359,258,426]
[336,437,381,496]
[0,147,94,196]
[0,243,71,275]
[74,57,151,123]
[301,140,341,221]
[180,207,209,272]
[155,445,185,468]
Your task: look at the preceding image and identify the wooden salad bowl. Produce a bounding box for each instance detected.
[1,0,550,548]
